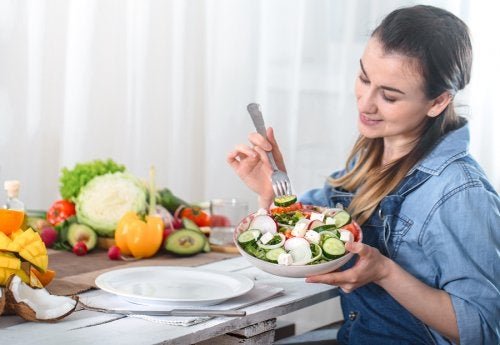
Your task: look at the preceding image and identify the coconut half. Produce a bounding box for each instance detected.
[6,275,78,322]
[0,287,4,315]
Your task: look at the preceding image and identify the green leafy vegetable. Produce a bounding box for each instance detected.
[59,159,125,200]
[156,188,191,213]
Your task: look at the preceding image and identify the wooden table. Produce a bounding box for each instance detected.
[0,257,340,345]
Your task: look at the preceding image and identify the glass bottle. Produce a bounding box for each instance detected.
[0,180,25,235]
[4,180,25,211]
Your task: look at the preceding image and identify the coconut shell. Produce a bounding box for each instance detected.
[0,287,4,315]
[5,275,79,322]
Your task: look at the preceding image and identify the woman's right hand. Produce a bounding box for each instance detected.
[227,127,287,208]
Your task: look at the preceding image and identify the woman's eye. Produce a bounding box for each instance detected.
[359,75,369,84]
[382,93,396,103]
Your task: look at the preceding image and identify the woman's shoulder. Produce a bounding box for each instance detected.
[426,154,497,196]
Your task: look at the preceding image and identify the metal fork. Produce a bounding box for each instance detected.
[247,103,293,197]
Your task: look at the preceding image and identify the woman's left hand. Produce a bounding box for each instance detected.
[306,242,390,292]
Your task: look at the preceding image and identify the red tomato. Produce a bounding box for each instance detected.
[341,223,361,242]
[270,202,303,215]
[210,214,231,227]
[180,207,211,227]
[47,200,76,226]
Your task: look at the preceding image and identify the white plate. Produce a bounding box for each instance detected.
[95,266,254,307]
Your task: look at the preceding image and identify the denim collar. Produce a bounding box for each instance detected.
[411,122,469,176]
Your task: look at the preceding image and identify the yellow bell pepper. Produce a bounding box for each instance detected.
[115,212,164,259]
[114,166,164,259]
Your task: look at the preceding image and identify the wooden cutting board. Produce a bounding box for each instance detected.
[209,244,240,254]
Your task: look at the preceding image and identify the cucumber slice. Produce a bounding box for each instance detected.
[312,224,338,233]
[237,229,261,245]
[319,230,339,242]
[332,210,351,228]
[203,240,211,252]
[182,218,202,232]
[265,247,286,262]
[274,195,297,207]
[322,237,346,259]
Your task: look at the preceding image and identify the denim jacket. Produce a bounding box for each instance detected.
[300,124,500,345]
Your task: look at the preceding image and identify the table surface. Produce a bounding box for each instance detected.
[0,257,339,345]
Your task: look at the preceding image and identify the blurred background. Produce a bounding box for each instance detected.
[1,0,499,212]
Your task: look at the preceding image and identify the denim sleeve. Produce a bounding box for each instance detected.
[299,187,331,207]
[420,185,500,344]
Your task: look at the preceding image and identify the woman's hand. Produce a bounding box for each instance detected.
[227,127,287,208]
[307,241,460,343]
[306,242,390,292]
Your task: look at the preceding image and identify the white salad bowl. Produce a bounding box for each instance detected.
[234,207,362,278]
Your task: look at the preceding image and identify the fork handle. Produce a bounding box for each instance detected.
[247,103,279,171]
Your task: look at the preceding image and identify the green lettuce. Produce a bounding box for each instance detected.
[59,159,125,200]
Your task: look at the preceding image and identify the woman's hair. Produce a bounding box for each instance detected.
[331,5,472,225]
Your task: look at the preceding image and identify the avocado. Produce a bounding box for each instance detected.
[165,229,206,256]
[67,223,97,251]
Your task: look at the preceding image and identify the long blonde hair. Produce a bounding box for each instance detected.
[331,5,471,225]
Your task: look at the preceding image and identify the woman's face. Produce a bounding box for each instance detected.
[355,37,435,150]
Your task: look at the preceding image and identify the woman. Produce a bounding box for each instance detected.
[227,5,499,345]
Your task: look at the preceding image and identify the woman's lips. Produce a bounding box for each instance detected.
[359,113,383,126]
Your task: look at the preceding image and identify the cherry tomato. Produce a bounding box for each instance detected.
[181,207,211,227]
[47,200,76,226]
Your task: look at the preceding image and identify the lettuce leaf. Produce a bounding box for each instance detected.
[59,159,125,200]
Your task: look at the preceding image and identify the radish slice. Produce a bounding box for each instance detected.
[289,245,312,265]
[284,237,310,251]
[249,215,278,234]
[308,220,325,230]
[295,218,312,229]
[257,233,286,250]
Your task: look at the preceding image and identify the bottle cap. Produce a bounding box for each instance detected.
[4,180,20,198]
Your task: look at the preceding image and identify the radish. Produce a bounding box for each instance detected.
[249,215,277,234]
[289,245,312,265]
[107,245,122,260]
[40,226,58,248]
[308,220,325,230]
[284,237,310,251]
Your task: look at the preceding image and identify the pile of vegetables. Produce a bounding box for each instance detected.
[32,159,212,259]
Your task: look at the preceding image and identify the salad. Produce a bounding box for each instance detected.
[236,195,360,266]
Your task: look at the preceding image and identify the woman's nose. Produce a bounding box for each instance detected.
[357,90,377,114]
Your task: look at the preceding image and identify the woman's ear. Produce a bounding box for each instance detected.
[427,92,452,117]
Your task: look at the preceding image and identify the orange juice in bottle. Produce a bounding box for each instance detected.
[0,180,25,235]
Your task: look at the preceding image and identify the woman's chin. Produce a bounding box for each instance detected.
[357,121,381,139]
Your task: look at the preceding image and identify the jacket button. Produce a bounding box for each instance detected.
[378,208,384,220]
[348,311,357,320]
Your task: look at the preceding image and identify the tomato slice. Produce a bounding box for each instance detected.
[270,202,303,215]
[340,222,361,242]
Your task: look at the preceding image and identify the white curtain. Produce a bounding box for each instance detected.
[1,0,498,211]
